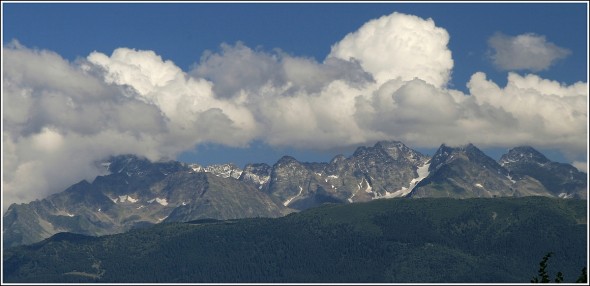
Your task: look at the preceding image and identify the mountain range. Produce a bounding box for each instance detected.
[3,141,587,249]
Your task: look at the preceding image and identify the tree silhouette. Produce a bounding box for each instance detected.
[531,252,553,283]
[575,267,587,283]
[554,271,563,283]
[531,253,587,283]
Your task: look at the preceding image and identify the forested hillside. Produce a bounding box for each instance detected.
[3,196,587,283]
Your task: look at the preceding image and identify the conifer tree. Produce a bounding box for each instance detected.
[554,271,563,283]
[531,252,553,283]
[575,267,587,283]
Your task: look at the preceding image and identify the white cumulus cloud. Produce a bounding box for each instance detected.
[329,12,453,88]
[2,43,257,211]
[2,11,587,211]
[467,72,587,152]
[488,32,571,71]
[192,42,374,98]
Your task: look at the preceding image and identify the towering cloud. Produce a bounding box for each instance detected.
[2,12,587,210]
[328,12,453,88]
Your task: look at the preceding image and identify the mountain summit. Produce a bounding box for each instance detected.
[500,146,587,199]
[409,143,551,198]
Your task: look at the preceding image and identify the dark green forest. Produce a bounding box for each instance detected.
[3,196,587,283]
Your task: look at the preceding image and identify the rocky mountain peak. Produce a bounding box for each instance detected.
[4,141,586,250]
[374,140,408,160]
[202,163,243,179]
[106,154,149,173]
[105,154,186,178]
[499,146,586,199]
[329,154,346,165]
[374,140,405,149]
[242,163,272,174]
[429,144,454,171]
[500,146,550,167]
[352,140,428,164]
[275,156,301,167]
[429,143,503,173]
[239,163,272,189]
[187,163,244,180]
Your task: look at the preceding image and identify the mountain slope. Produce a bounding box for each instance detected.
[500,146,587,199]
[3,141,586,249]
[409,144,552,198]
[3,196,586,283]
[266,141,431,209]
[3,155,288,249]
[163,172,289,222]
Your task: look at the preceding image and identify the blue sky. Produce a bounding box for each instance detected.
[2,2,588,206]
[4,3,586,87]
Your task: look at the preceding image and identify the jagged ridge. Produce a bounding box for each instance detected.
[3,141,586,249]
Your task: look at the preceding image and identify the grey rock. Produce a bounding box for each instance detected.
[410,144,551,198]
[500,146,587,199]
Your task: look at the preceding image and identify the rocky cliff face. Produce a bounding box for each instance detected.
[239,163,272,190]
[265,141,431,210]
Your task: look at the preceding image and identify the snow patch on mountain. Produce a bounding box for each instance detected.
[377,161,431,199]
[57,210,75,217]
[204,164,243,179]
[506,174,516,184]
[283,186,304,207]
[189,164,204,172]
[348,192,356,203]
[363,178,373,193]
[148,198,169,206]
[115,195,138,203]
[411,162,430,188]
[241,172,269,186]
[188,163,243,179]
[382,188,408,199]
[558,193,574,199]
[500,158,517,166]
[155,198,168,206]
[119,195,137,203]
